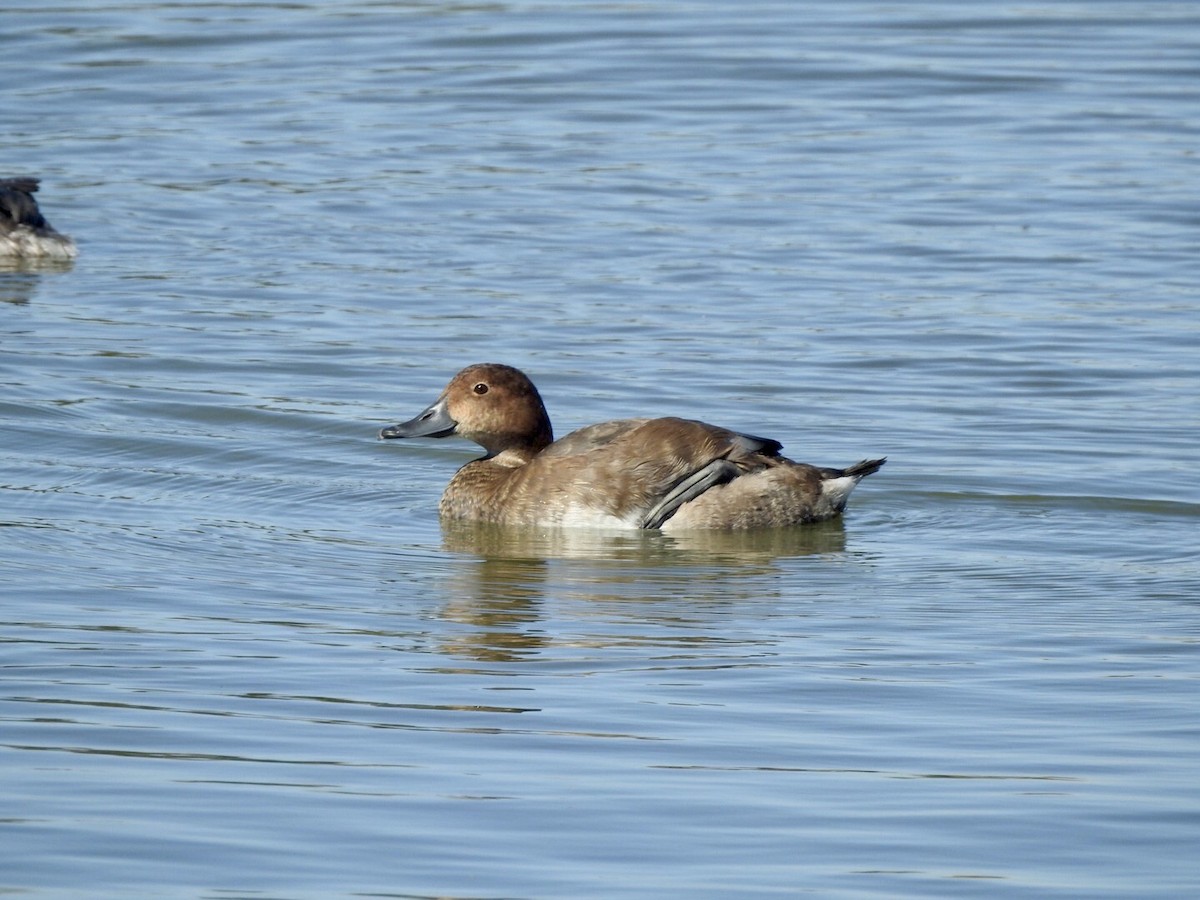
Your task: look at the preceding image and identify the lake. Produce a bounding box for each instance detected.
[3,1,1198,897]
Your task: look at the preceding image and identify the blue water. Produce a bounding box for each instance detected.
[3,1,1199,897]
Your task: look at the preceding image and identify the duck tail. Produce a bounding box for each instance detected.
[843,457,886,479]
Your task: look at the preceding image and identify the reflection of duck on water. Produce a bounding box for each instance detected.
[1,178,77,260]
[440,517,850,562]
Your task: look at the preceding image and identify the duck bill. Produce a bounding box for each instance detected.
[379,398,458,440]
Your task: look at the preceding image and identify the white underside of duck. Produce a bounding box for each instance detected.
[0,226,78,260]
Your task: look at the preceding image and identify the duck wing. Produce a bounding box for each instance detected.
[632,421,784,527]
[531,417,784,528]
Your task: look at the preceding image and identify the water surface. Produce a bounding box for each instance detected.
[3,1,1199,897]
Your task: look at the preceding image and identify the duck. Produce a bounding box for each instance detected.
[0,177,78,260]
[379,363,885,531]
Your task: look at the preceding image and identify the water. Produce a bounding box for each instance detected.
[3,1,1199,897]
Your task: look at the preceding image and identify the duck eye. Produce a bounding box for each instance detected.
[473,382,489,395]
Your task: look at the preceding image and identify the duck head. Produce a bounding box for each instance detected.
[379,363,554,457]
